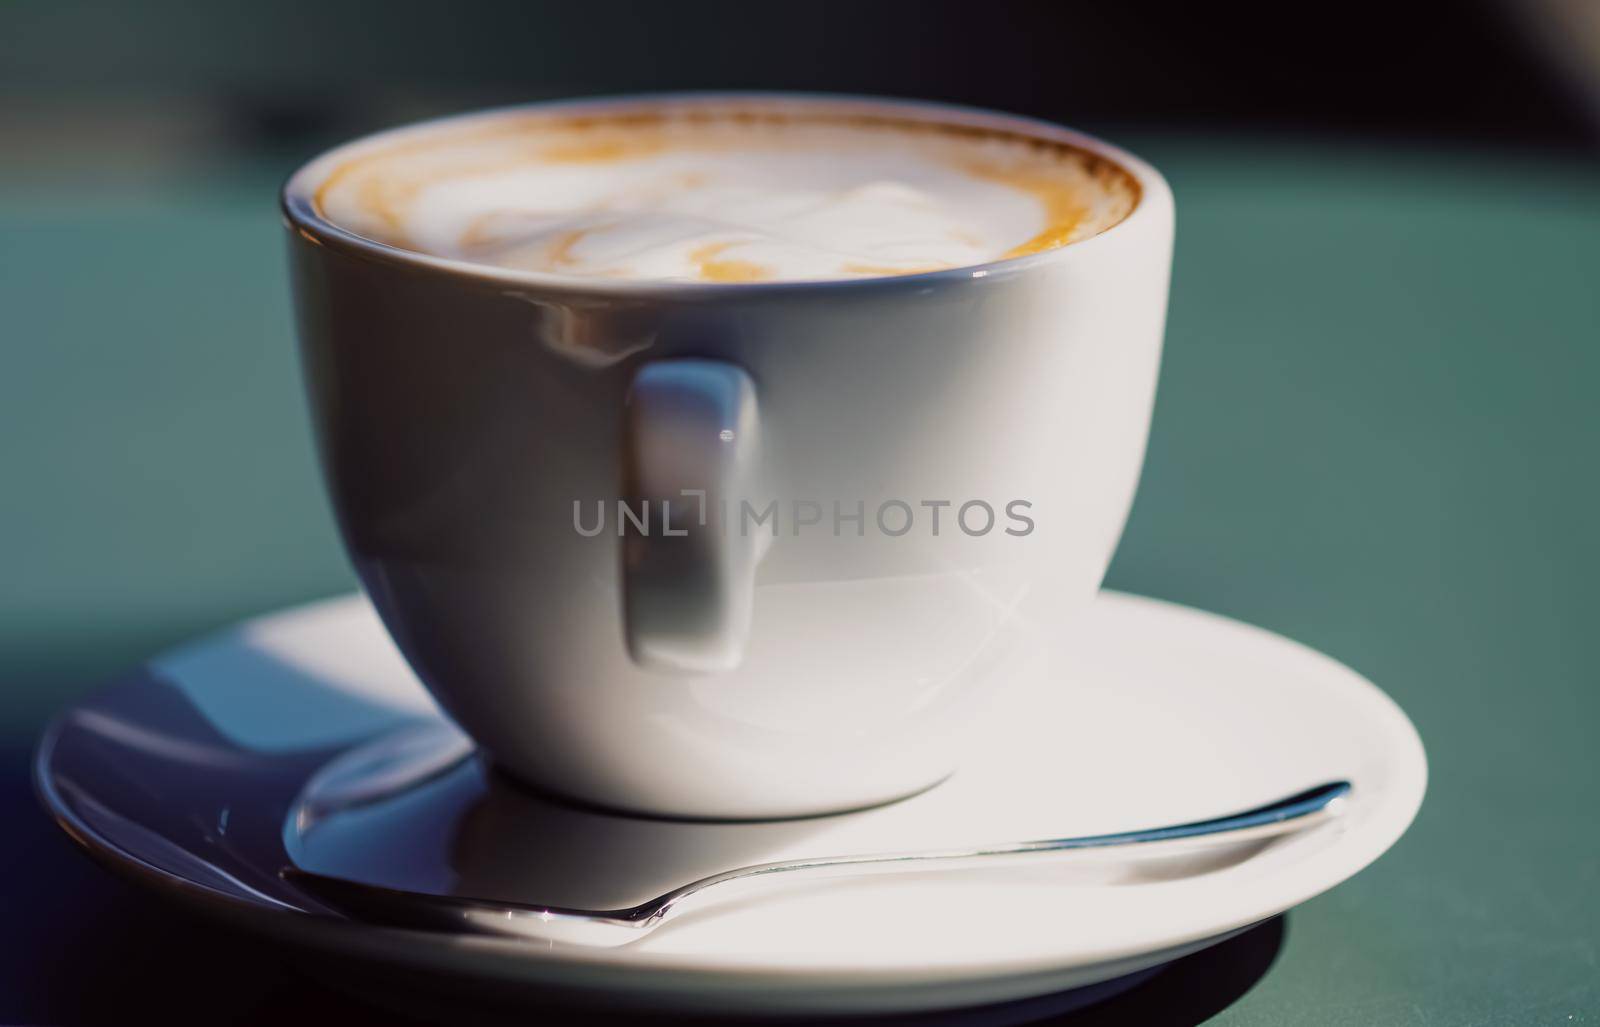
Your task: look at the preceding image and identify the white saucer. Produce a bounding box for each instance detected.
[36,591,1425,1016]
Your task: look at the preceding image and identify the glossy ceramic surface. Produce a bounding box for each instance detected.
[282,94,1175,817]
[35,590,1425,1015]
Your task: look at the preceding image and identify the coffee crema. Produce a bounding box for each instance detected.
[314,107,1139,283]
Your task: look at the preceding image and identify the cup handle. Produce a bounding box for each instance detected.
[622,358,764,673]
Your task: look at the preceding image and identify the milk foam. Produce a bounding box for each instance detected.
[315,109,1138,283]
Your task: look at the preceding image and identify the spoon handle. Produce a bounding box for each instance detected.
[286,781,1351,948]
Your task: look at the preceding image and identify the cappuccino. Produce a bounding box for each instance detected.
[314,105,1138,283]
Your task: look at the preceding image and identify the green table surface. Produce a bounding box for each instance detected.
[2,138,1597,1024]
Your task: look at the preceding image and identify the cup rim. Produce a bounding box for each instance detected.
[281,91,1172,296]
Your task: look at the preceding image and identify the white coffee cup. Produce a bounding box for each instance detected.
[282,94,1172,819]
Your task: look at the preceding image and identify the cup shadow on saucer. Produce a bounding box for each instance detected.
[289,736,846,912]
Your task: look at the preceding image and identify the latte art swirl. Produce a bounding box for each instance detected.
[315,107,1138,283]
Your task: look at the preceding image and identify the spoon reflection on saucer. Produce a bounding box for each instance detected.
[284,775,1351,947]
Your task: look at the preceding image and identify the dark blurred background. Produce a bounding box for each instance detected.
[3,0,1598,176]
[3,1,1598,1024]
